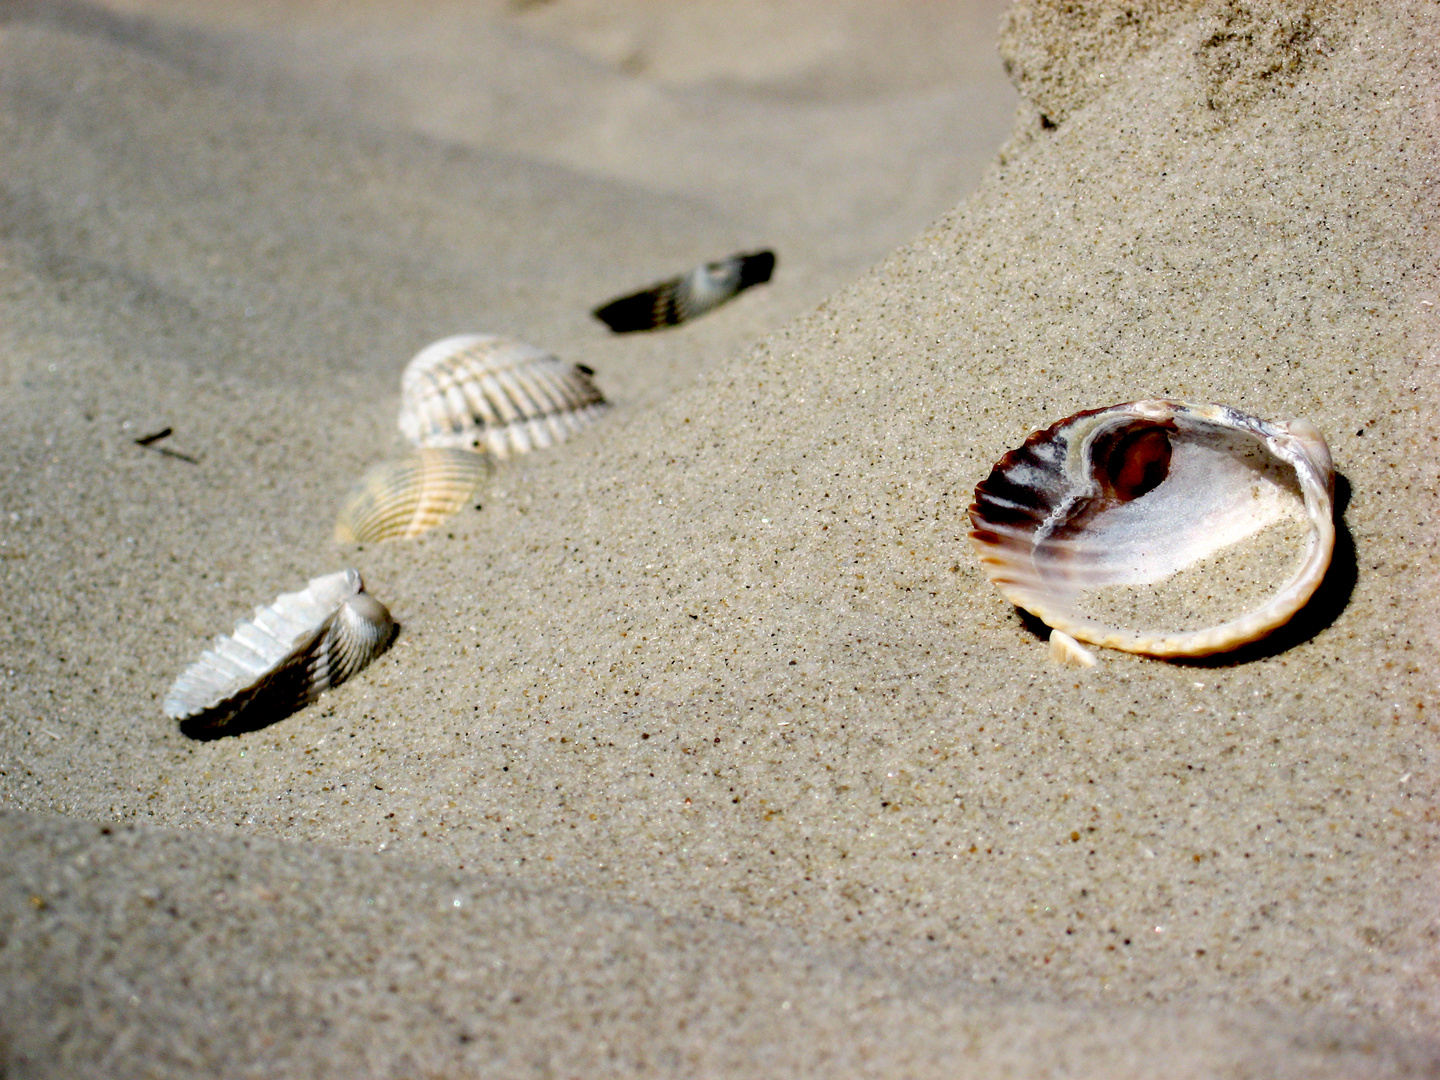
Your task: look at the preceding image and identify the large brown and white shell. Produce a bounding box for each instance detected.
[398,333,608,458]
[335,448,491,543]
[968,401,1336,658]
[592,249,775,332]
[164,569,395,736]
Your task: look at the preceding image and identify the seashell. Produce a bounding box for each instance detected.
[335,448,492,543]
[164,569,395,736]
[592,249,775,332]
[399,333,609,458]
[968,401,1336,658]
[1049,629,1097,668]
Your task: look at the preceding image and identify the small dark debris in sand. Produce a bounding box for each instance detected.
[134,426,199,464]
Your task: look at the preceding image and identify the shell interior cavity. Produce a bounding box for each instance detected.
[164,569,395,736]
[398,333,609,458]
[968,401,1336,658]
[592,249,775,332]
[335,448,492,544]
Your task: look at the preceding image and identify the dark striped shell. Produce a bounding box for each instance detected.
[968,401,1335,658]
[592,249,775,332]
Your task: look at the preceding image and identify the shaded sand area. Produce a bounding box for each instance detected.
[2,0,1439,1075]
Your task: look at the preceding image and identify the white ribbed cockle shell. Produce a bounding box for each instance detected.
[163,569,395,735]
[398,333,608,458]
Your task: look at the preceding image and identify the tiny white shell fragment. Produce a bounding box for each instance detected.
[592,249,776,332]
[164,569,395,735]
[969,401,1336,658]
[398,333,608,458]
[1049,629,1097,667]
[335,449,492,544]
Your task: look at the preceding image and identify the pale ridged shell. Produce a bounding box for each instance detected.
[398,334,609,458]
[592,249,775,332]
[164,569,395,736]
[1049,629,1097,668]
[334,448,491,543]
[968,401,1336,658]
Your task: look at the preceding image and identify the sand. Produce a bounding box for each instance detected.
[1,0,1437,1075]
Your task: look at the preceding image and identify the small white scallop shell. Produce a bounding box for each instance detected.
[334,448,491,543]
[164,569,395,736]
[592,249,775,332]
[969,401,1336,658]
[398,333,609,458]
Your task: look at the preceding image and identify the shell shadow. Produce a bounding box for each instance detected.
[178,620,401,741]
[1011,473,1357,667]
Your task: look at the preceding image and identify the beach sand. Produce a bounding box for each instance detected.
[1,0,1438,1075]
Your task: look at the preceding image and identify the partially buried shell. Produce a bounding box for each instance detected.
[335,448,491,543]
[164,569,395,736]
[399,333,608,458]
[968,401,1336,658]
[592,249,775,332]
